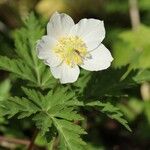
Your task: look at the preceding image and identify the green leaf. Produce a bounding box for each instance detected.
[144,101,150,124]
[13,13,44,67]
[54,107,84,121]
[118,98,144,121]
[0,13,56,89]
[2,87,86,149]
[53,118,86,150]
[82,68,135,98]
[14,13,56,88]
[133,69,150,83]
[32,112,52,135]
[113,25,150,70]
[73,70,91,93]
[0,56,37,83]
[86,101,131,131]
[0,79,11,101]
[2,96,39,118]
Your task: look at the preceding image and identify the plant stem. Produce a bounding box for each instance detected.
[129,0,140,30]
[27,129,39,150]
[0,135,30,145]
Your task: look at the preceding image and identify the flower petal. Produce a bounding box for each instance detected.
[37,35,55,59]
[37,35,62,67]
[50,63,80,84]
[47,12,75,39]
[80,44,113,71]
[70,18,105,50]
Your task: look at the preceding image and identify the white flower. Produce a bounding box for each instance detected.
[37,12,113,84]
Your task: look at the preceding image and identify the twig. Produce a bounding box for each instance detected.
[0,135,30,145]
[27,129,39,150]
[129,0,140,30]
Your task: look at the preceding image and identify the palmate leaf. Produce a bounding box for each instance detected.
[22,87,83,110]
[1,87,86,150]
[86,101,131,132]
[13,13,56,88]
[0,13,56,88]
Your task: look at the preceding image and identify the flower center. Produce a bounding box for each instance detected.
[53,36,87,67]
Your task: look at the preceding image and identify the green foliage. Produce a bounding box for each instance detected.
[82,68,135,98]
[86,101,131,131]
[144,101,150,124]
[0,79,11,101]
[0,56,37,83]
[139,0,150,10]
[0,79,10,133]
[0,13,56,89]
[73,70,91,93]
[13,13,44,66]
[0,12,134,150]
[118,98,150,126]
[118,98,144,121]
[133,69,150,83]
[105,0,150,13]
[105,0,128,13]
[0,14,88,149]
[113,25,150,69]
[1,87,86,149]
[54,119,86,150]
[85,143,104,150]
[113,25,150,82]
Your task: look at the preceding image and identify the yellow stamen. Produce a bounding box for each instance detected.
[53,36,87,67]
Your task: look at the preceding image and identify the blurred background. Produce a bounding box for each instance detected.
[0,0,150,150]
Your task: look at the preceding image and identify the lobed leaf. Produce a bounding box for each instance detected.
[86,101,131,131]
[0,56,36,83]
[1,87,86,149]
